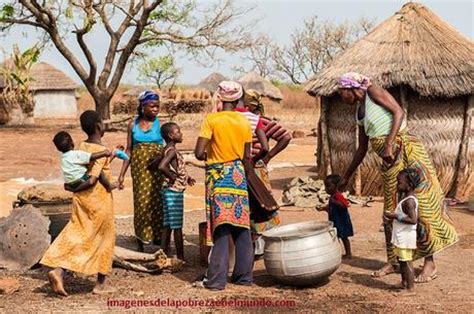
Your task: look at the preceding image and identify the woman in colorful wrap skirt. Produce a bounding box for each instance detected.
[118,91,165,252]
[337,72,458,283]
[194,81,254,290]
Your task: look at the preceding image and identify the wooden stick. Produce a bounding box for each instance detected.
[448,95,473,198]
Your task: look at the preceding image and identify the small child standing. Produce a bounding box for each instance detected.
[317,174,354,258]
[157,122,195,261]
[384,168,419,295]
[53,131,116,191]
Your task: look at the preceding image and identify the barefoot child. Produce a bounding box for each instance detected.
[317,174,353,258]
[157,122,195,260]
[41,110,117,296]
[53,131,117,192]
[384,168,419,295]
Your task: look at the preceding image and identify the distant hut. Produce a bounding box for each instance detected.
[0,62,78,121]
[238,72,283,101]
[304,2,473,199]
[29,62,78,118]
[197,73,228,93]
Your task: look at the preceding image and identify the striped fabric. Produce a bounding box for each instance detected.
[235,108,262,134]
[161,189,184,230]
[251,116,290,157]
[357,96,407,138]
[371,130,458,263]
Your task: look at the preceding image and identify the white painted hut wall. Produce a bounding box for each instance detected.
[33,90,77,118]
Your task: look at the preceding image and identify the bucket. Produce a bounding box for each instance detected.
[13,200,72,241]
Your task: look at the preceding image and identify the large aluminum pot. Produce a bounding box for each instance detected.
[262,221,341,286]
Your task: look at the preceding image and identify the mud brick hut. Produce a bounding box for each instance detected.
[304,2,473,199]
[1,61,78,122]
[29,62,78,118]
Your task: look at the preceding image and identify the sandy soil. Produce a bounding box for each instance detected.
[0,121,473,312]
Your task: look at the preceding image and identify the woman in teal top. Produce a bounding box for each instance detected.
[118,91,165,252]
[337,73,458,283]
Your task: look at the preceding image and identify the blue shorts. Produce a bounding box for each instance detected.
[161,189,184,229]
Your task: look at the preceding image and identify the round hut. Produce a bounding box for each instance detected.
[197,72,228,93]
[304,2,473,199]
[238,72,284,101]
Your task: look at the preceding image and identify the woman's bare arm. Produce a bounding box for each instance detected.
[118,120,133,189]
[194,137,209,161]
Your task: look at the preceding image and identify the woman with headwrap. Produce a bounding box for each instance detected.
[337,72,458,282]
[118,90,165,252]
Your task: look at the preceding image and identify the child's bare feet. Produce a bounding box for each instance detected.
[48,268,68,296]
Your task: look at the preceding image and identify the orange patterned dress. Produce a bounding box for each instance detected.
[40,142,115,275]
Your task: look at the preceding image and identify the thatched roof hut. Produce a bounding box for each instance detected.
[0,62,78,120]
[197,73,228,92]
[238,72,284,101]
[304,2,473,199]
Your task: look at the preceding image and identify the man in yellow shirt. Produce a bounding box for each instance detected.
[194,81,253,290]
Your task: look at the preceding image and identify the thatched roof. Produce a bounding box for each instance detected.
[197,72,228,92]
[0,61,78,91]
[305,2,474,98]
[29,62,78,91]
[238,72,283,100]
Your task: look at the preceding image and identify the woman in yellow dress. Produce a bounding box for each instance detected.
[338,73,458,283]
[41,110,116,296]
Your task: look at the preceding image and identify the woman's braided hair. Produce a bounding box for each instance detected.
[399,168,421,190]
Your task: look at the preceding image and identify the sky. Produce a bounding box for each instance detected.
[1,0,472,85]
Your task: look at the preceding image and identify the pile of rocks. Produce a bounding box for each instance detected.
[281,176,372,208]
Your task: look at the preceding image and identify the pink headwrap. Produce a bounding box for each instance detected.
[213,81,243,112]
[338,72,372,90]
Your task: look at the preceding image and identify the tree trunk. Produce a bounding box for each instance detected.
[94,94,112,120]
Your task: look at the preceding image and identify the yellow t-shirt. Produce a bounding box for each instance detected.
[199,111,253,165]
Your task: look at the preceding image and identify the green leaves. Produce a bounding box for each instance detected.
[138,55,181,89]
[0,4,14,21]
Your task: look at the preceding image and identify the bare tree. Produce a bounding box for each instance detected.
[272,16,373,84]
[0,1,254,119]
[234,35,276,78]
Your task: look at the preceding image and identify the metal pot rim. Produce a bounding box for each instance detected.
[262,221,334,240]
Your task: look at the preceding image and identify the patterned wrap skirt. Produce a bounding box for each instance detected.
[131,142,164,244]
[205,160,250,246]
[371,130,459,263]
[249,160,280,234]
[161,189,184,229]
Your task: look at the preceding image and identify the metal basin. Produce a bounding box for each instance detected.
[262,221,341,286]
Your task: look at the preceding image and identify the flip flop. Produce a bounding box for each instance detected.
[415,273,438,283]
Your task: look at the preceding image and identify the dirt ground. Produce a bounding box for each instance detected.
[0,117,473,313]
